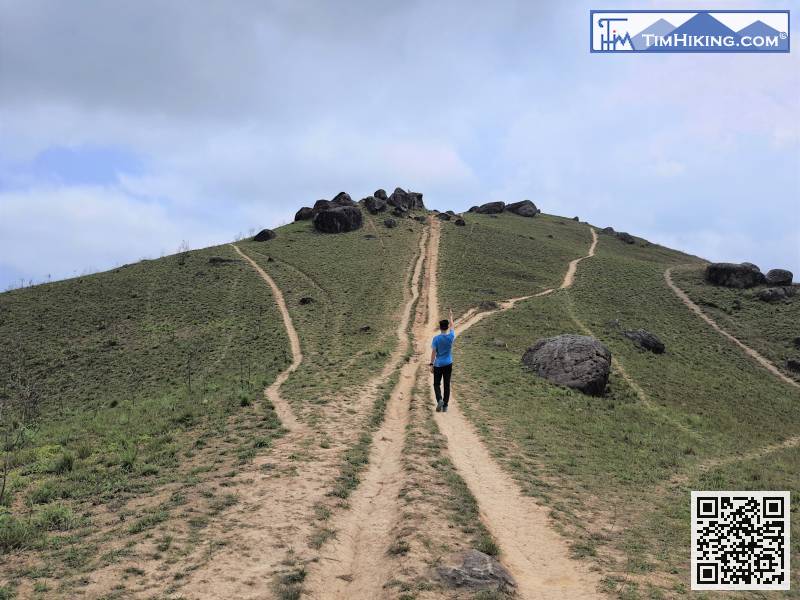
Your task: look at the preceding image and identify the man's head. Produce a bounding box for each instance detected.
[439,319,449,331]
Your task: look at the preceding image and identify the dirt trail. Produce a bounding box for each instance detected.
[232,244,305,429]
[664,267,800,390]
[561,227,598,289]
[431,220,603,599]
[304,227,433,599]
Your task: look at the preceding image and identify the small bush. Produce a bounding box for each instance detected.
[119,444,138,472]
[49,452,74,475]
[34,504,79,531]
[128,510,168,534]
[0,514,42,551]
[28,480,72,505]
[74,442,92,460]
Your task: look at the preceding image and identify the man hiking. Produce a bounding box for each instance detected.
[430,307,455,413]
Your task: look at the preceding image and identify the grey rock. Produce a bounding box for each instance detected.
[506,199,538,217]
[446,210,455,216]
[491,339,507,348]
[616,232,635,244]
[454,218,466,226]
[253,228,276,242]
[623,329,665,354]
[573,216,579,221]
[413,215,428,223]
[364,234,376,239]
[467,206,479,213]
[392,206,408,218]
[387,187,424,211]
[601,227,615,235]
[374,188,388,200]
[478,300,499,311]
[363,195,388,214]
[522,334,611,396]
[758,287,787,303]
[359,325,371,333]
[312,206,363,233]
[436,550,516,593]
[437,212,451,221]
[407,191,425,209]
[299,297,314,305]
[474,201,506,214]
[741,262,760,271]
[705,263,765,288]
[312,199,334,214]
[294,206,314,221]
[383,218,397,229]
[331,191,354,206]
[787,359,800,374]
[793,337,800,350]
[766,269,793,286]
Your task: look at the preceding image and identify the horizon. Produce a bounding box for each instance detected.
[1,0,798,289]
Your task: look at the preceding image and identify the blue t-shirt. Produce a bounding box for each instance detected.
[432,330,456,367]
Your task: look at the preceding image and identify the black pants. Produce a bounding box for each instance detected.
[433,364,453,406]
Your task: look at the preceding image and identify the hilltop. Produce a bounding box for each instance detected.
[1,195,798,599]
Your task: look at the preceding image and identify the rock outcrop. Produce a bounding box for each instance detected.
[623,329,665,354]
[758,288,788,303]
[331,192,355,206]
[506,200,538,217]
[383,217,397,229]
[387,187,425,211]
[253,229,276,242]
[454,218,466,226]
[437,212,451,221]
[601,227,615,235]
[363,195,387,214]
[436,550,516,593]
[616,232,635,244]
[374,188,388,200]
[312,206,363,233]
[522,334,611,396]
[766,269,793,286]
[473,201,506,214]
[294,206,314,221]
[705,263,765,288]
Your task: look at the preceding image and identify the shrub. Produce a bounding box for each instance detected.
[34,504,79,531]
[0,514,42,551]
[49,452,74,475]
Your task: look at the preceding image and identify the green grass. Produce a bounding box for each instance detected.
[438,217,800,597]
[671,266,800,382]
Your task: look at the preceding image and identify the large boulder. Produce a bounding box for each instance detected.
[474,201,505,214]
[413,215,427,223]
[522,334,611,396]
[454,218,466,226]
[437,212,451,221]
[294,207,313,221]
[392,206,408,218]
[331,192,355,206]
[313,206,363,234]
[363,195,387,214]
[312,199,334,214]
[705,263,765,288]
[623,329,665,354]
[766,269,793,286]
[407,191,425,209]
[506,200,538,217]
[383,218,397,229]
[616,232,635,244]
[467,206,479,213]
[758,287,787,303]
[387,187,424,211]
[253,228,276,242]
[436,550,516,593]
[601,227,615,235]
[787,359,800,374]
[374,188,388,200]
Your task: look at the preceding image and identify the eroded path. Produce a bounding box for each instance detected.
[664,267,800,390]
[305,227,433,598]
[431,220,603,599]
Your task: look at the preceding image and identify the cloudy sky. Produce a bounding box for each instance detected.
[1,0,798,289]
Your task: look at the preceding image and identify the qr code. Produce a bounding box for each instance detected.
[692,491,790,590]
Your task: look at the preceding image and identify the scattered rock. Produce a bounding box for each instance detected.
[414,215,428,223]
[446,210,455,216]
[491,339,507,348]
[758,287,787,303]
[363,195,388,214]
[793,337,800,350]
[623,329,665,354]
[467,206,479,213]
[331,192,355,206]
[479,300,499,311]
[374,189,388,200]
[705,263,765,288]
[573,216,579,221]
[454,218,466,226]
[732,299,742,310]
[547,234,553,238]
[359,325,371,333]
[601,227,615,235]
[313,206,363,233]
[294,207,314,221]
[474,201,505,214]
[267,257,274,262]
[407,191,425,209]
[388,187,425,211]
[384,218,397,229]
[364,234,377,239]
[506,200,538,217]
[437,212,451,221]
[436,550,516,593]
[786,359,800,374]
[253,229,277,242]
[392,207,408,218]
[208,256,239,265]
[522,334,611,396]
[313,199,334,214]
[615,232,635,244]
[766,269,793,286]
[299,297,314,305]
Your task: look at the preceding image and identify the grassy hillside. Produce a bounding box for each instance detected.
[438,216,800,598]
[671,266,800,383]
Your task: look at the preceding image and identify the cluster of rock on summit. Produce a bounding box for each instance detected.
[703,262,795,303]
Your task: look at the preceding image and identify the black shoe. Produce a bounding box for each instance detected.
[442,404,448,413]
[436,400,443,412]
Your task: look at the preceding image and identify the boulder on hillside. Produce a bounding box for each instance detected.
[616,232,635,244]
[758,287,787,303]
[313,206,363,233]
[294,206,314,221]
[383,217,397,229]
[741,262,760,271]
[374,188,388,200]
[392,206,408,218]
[522,334,611,396]
[601,227,615,235]
[623,329,665,354]
[786,359,800,374]
[705,263,765,288]
[766,269,793,286]
[437,212,451,221]
[331,192,354,206]
[387,187,424,211]
[436,550,516,593]
[474,201,506,214]
[573,216,579,221]
[407,191,425,209]
[506,200,538,217]
[253,228,276,242]
[363,195,387,214]
[414,215,427,223]
[454,218,466,226]
[467,206,479,213]
[299,296,314,305]
[793,337,800,350]
[313,199,334,214]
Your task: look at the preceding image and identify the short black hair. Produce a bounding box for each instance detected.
[439,319,449,331]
